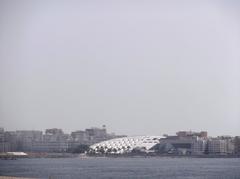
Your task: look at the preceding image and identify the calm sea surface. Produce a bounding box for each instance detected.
[0,157,240,179]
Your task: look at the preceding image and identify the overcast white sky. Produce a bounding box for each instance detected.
[0,0,240,136]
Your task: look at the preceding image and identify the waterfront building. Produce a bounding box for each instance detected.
[32,141,68,152]
[234,136,240,154]
[70,126,121,145]
[44,129,69,142]
[69,130,90,150]
[85,127,108,144]
[207,136,235,155]
[3,131,18,152]
[15,130,43,152]
[71,130,92,145]
[156,136,193,155]
[191,137,207,155]
[32,128,70,152]
[89,136,163,154]
[154,131,207,155]
[69,126,125,152]
[0,127,5,152]
[207,138,227,154]
[16,130,43,141]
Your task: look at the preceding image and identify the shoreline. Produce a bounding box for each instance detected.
[0,177,33,179]
[1,152,240,159]
[85,154,240,159]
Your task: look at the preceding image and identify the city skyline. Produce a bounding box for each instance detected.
[1,126,239,155]
[1,1,240,137]
[0,126,239,138]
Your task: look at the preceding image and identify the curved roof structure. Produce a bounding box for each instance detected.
[90,136,164,154]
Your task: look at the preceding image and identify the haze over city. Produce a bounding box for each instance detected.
[1,0,240,137]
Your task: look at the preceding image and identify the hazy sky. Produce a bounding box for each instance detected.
[0,0,240,136]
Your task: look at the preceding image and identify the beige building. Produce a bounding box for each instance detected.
[208,139,227,154]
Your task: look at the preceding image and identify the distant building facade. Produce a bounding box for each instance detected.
[32,128,69,152]
[69,126,124,151]
[0,126,122,153]
[207,136,234,155]
[176,131,208,138]
[0,128,5,152]
[154,131,208,155]
[207,139,227,154]
[0,127,239,156]
[234,137,240,154]
[15,130,43,152]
